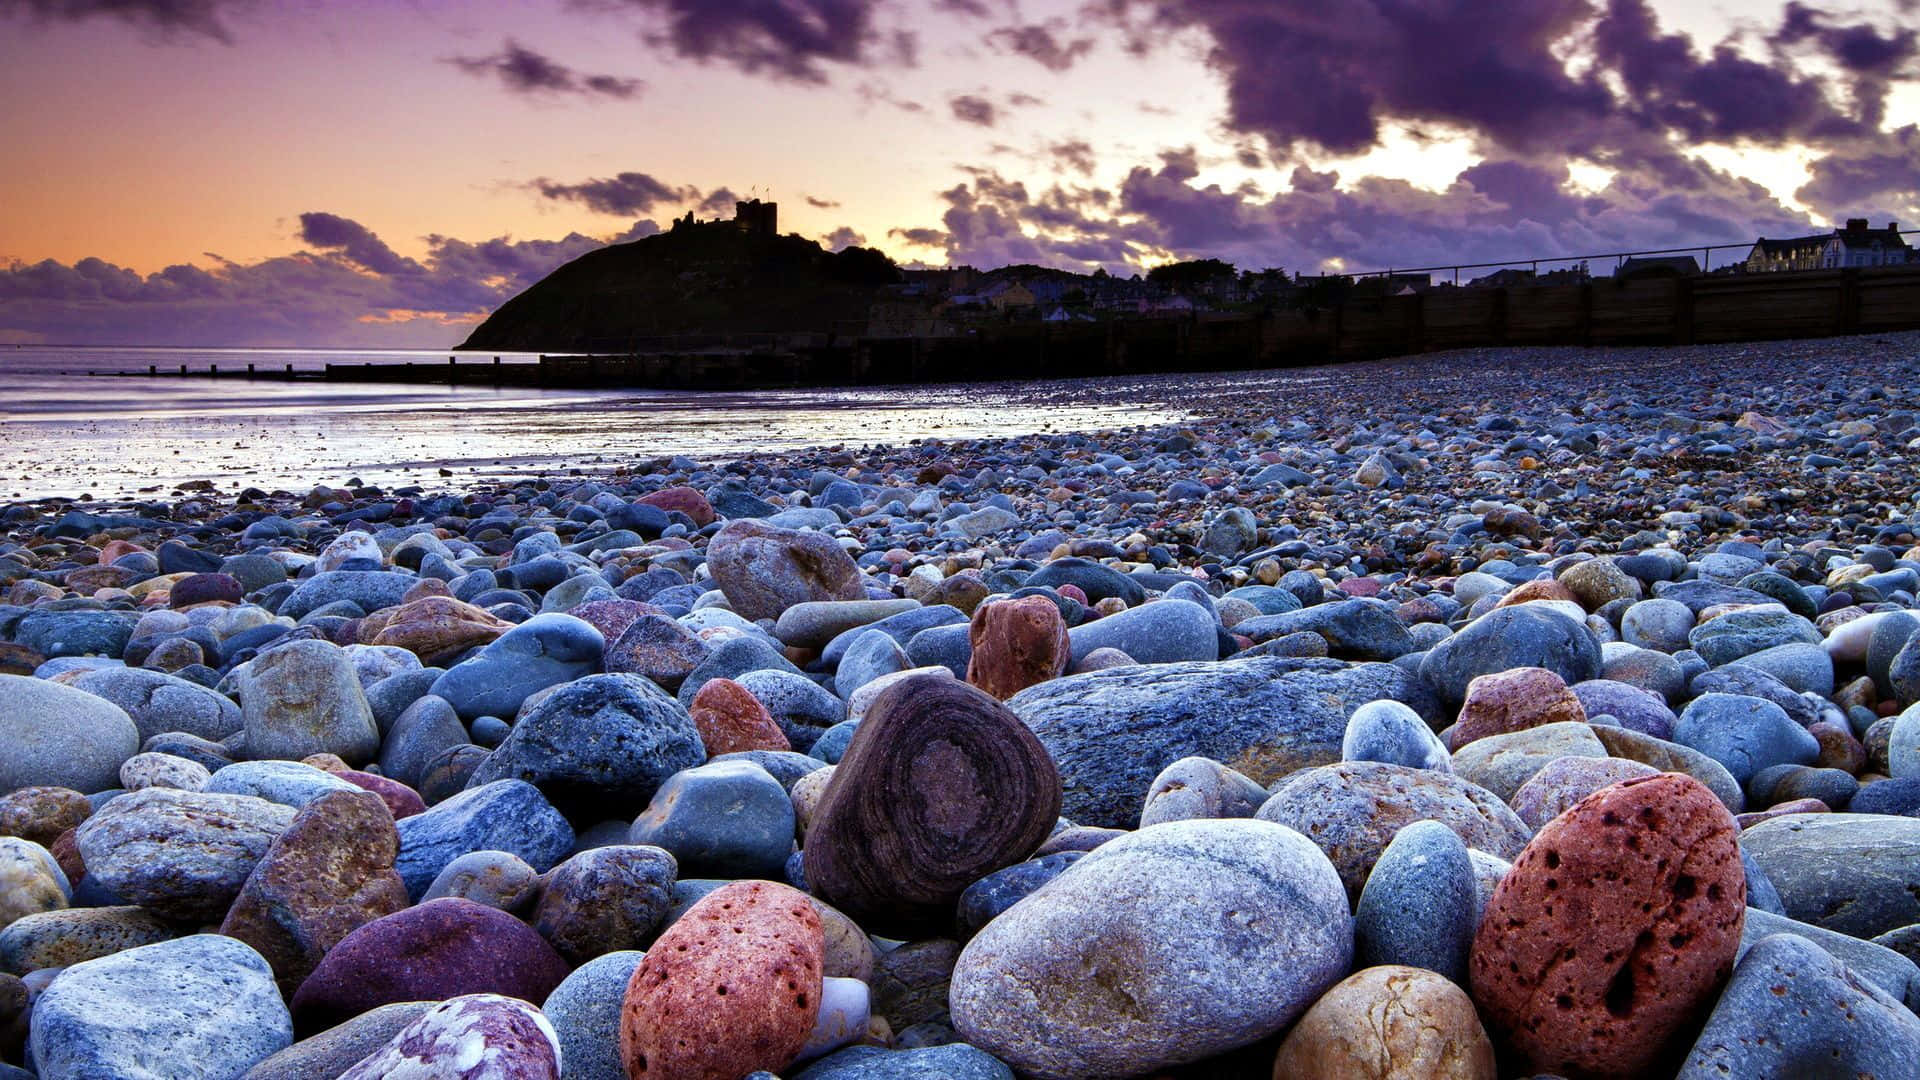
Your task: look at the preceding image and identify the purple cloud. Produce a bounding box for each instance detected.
[0,213,649,346]
[822,226,867,249]
[0,0,244,42]
[987,20,1094,71]
[533,172,700,215]
[606,0,899,83]
[950,93,998,126]
[446,40,644,100]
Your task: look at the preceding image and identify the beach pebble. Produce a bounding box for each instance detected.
[1270,965,1496,1080]
[231,639,380,765]
[805,675,1059,938]
[218,788,407,996]
[707,519,866,620]
[1137,755,1269,826]
[1469,773,1744,1077]
[289,896,569,1033]
[336,993,562,1080]
[1353,820,1477,982]
[0,675,140,796]
[0,905,173,974]
[74,786,294,921]
[630,760,794,880]
[465,672,705,819]
[1256,760,1530,899]
[966,595,1070,700]
[1742,812,1920,938]
[543,949,645,1080]
[1342,699,1451,771]
[393,779,574,899]
[949,818,1352,1078]
[29,934,291,1080]
[619,879,825,1080]
[428,612,603,720]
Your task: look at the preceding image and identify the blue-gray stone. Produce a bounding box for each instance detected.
[1673,693,1819,786]
[1689,665,1819,726]
[542,950,646,1080]
[676,635,803,709]
[808,720,861,764]
[1741,848,1784,915]
[1138,756,1270,827]
[835,629,909,698]
[818,606,967,670]
[1852,776,1920,815]
[1650,579,1775,614]
[1687,607,1820,667]
[14,610,139,659]
[1353,820,1475,983]
[377,694,466,788]
[904,623,972,678]
[1741,907,1920,1009]
[1677,934,1920,1079]
[734,669,845,752]
[1023,558,1145,606]
[1743,812,1920,939]
[1868,612,1920,695]
[70,667,241,743]
[428,612,603,720]
[1065,599,1219,666]
[394,778,574,899]
[794,1043,1014,1080]
[1570,679,1676,739]
[1341,699,1450,771]
[0,674,142,796]
[1009,656,1440,828]
[629,760,794,879]
[275,571,415,621]
[1418,604,1601,704]
[1727,641,1833,696]
[203,760,357,809]
[1224,585,1304,616]
[28,934,291,1080]
[956,852,1084,939]
[1233,599,1414,661]
[710,750,826,791]
[465,673,705,819]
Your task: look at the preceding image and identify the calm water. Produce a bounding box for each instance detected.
[0,346,1190,500]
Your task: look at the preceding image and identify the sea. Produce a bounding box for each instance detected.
[0,346,1191,501]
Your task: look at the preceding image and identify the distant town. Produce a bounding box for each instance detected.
[862,216,1914,337]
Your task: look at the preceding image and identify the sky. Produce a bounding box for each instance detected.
[0,0,1916,347]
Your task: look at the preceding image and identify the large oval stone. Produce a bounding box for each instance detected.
[1741,812,1920,939]
[0,675,140,795]
[231,639,380,765]
[1468,773,1745,1078]
[75,787,295,922]
[1418,603,1602,705]
[29,934,291,1080]
[364,596,512,666]
[290,896,569,1034]
[1255,761,1530,900]
[1009,656,1437,828]
[464,673,706,820]
[949,818,1352,1079]
[804,675,1060,939]
[1448,666,1585,749]
[218,789,408,997]
[620,879,824,1080]
[1270,965,1496,1080]
[706,519,866,622]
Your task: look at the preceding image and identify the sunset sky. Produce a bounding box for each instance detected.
[1,0,1916,346]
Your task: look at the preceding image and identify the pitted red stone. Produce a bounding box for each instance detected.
[1449,666,1586,750]
[966,595,1071,700]
[689,678,791,756]
[1468,772,1745,1079]
[619,880,824,1080]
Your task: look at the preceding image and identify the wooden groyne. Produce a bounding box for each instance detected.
[87,264,1920,391]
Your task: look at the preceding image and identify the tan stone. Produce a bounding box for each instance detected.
[1272,965,1495,1080]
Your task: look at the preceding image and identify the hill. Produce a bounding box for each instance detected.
[458,218,901,352]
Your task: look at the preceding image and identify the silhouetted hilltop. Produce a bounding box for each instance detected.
[458,217,900,352]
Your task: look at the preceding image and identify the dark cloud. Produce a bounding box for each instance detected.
[1796,124,1920,216]
[822,226,867,249]
[698,187,742,216]
[892,144,1819,277]
[1008,91,1045,108]
[933,0,994,16]
[0,213,651,346]
[887,226,946,246]
[446,40,644,100]
[1050,140,1097,175]
[298,212,418,276]
[806,195,842,208]
[604,0,899,83]
[950,93,998,126]
[533,172,699,215]
[986,20,1094,71]
[0,0,244,42]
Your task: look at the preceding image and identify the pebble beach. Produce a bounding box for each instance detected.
[6,331,1920,1078]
